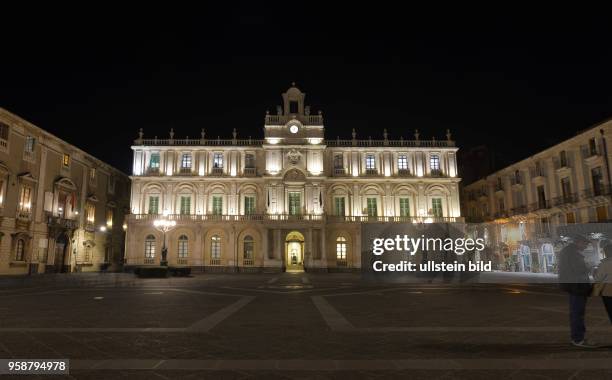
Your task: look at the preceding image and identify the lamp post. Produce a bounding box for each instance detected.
[153,218,176,267]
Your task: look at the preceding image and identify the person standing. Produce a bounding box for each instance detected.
[558,234,598,348]
[594,242,612,323]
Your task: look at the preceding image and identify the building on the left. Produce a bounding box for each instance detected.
[0,108,130,275]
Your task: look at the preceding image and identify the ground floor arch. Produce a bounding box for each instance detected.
[285,231,305,272]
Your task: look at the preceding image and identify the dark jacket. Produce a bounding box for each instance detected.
[558,243,592,295]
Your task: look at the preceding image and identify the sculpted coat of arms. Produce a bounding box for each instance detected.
[287,149,301,165]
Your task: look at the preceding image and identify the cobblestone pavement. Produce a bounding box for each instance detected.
[0,272,611,379]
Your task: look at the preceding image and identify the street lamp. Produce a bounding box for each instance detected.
[153,218,176,267]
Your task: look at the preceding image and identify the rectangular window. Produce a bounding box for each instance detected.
[148,196,159,214]
[334,197,345,216]
[181,153,192,169]
[145,239,155,258]
[289,192,301,215]
[19,186,32,212]
[212,196,223,215]
[561,177,571,199]
[244,196,256,215]
[589,138,598,156]
[399,198,410,217]
[180,196,191,215]
[86,203,95,224]
[245,153,255,168]
[150,153,160,169]
[431,198,443,217]
[213,153,223,168]
[336,239,347,260]
[430,154,440,171]
[90,168,96,182]
[592,167,604,196]
[366,154,376,170]
[366,198,377,217]
[24,136,35,153]
[106,208,113,227]
[398,155,408,170]
[211,236,221,259]
[0,122,9,150]
[537,185,546,209]
[178,238,188,258]
[334,154,343,169]
[108,175,116,194]
[62,154,70,167]
[289,101,298,114]
[560,150,568,167]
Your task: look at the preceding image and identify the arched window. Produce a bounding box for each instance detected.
[145,235,156,258]
[15,239,25,261]
[211,235,221,260]
[178,235,188,258]
[336,236,347,260]
[243,235,254,260]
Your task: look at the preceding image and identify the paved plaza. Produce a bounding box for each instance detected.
[0,272,611,379]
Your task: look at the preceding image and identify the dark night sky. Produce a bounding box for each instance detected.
[2,6,612,177]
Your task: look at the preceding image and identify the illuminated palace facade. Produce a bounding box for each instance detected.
[0,108,130,275]
[125,85,462,272]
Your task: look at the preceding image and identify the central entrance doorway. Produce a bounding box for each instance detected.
[285,231,305,272]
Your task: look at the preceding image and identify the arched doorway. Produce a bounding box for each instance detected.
[285,231,305,272]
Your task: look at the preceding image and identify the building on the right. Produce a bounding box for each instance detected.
[462,118,612,273]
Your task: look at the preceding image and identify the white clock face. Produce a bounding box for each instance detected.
[289,125,299,134]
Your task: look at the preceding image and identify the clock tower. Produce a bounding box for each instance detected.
[264,83,324,144]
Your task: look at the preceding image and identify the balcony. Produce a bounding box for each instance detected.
[510,205,528,215]
[334,168,346,176]
[16,209,32,221]
[336,259,347,267]
[243,259,254,266]
[127,214,464,224]
[209,258,221,266]
[47,215,79,230]
[397,169,412,177]
[510,177,523,187]
[211,167,224,176]
[552,194,578,206]
[265,114,323,126]
[176,258,189,266]
[179,167,193,175]
[429,169,445,177]
[326,215,464,223]
[146,167,160,176]
[244,167,256,177]
[581,185,612,199]
[528,200,552,212]
[365,169,378,176]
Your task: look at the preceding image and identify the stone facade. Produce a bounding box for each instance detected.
[462,119,612,272]
[0,108,130,275]
[126,85,462,272]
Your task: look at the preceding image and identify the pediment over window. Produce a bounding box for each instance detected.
[17,172,37,183]
[55,177,77,191]
[87,195,99,203]
[283,169,306,182]
[0,161,10,176]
